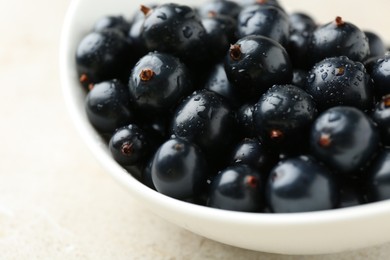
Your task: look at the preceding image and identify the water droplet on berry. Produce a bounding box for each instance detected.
[307,73,316,83]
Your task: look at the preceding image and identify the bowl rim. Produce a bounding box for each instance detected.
[59,0,390,254]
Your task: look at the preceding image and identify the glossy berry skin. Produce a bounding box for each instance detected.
[229,138,278,173]
[171,89,237,163]
[197,0,241,18]
[308,17,369,66]
[310,106,380,176]
[287,12,315,69]
[93,15,130,35]
[237,5,290,46]
[203,63,240,108]
[76,30,132,88]
[364,31,386,59]
[224,35,292,101]
[287,29,313,69]
[208,164,264,212]
[85,80,135,134]
[253,84,317,152]
[128,19,148,60]
[151,138,208,200]
[289,12,316,34]
[236,103,256,138]
[141,3,208,65]
[201,14,237,61]
[292,69,308,88]
[370,54,390,97]
[372,95,390,146]
[266,155,339,213]
[305,56,374,112]
[109,124,150,166]
[128,52,193,112]
[366,148,390,202]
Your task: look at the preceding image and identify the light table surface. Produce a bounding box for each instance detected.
[1,0,390,259]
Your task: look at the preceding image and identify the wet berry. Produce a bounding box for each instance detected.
[308,16,370,66]
[171,89,238,167]
[85,79,135,135]
[109,124,150,166]
[253,84,317,153]
[224,35,292,101]
[141,3,208,65]
[305,56,374,112]
[76,30,133,88]
[128,52,193,112]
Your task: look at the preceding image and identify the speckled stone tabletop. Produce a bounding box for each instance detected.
[1,0,390,259]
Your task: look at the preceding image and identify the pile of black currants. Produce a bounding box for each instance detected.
[75,0,390,213]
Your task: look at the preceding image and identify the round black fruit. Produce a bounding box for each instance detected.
[171,89,237,165]
[128,52,193,112]
[141,3,208,65]
[85,79,135,134]
[253,84,317,152]
[151,138,208,200]
[305,56,374,112]
[266,155,339,213]
[224,35,292,101]
[76,30,132,89]
[208,164,264,212]
[310,106,380,176]
[308,16,369,66]
[109,124,150,166]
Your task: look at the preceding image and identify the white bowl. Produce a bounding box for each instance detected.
[60,0,390,255]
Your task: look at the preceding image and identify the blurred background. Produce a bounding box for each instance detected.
[1,0,390,259]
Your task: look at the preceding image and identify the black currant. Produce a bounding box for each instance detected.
[76,30,133,89]
[372,95,390,146]
[151,138,208,200]
[224,35,292,101]
[310,106,380,176]
[308,16,370,66]
[208,164,265,212]
[266,155,339,213]
[141,3,209,65]
[237,4,290,46]
[253,84,317,152]
[85,79,135,135]
[109,124,150,166]
[171,89,238,167]
[306,56,374,112]
[128,52,193,112]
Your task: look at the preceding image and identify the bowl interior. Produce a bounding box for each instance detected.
[60,0,390,255]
